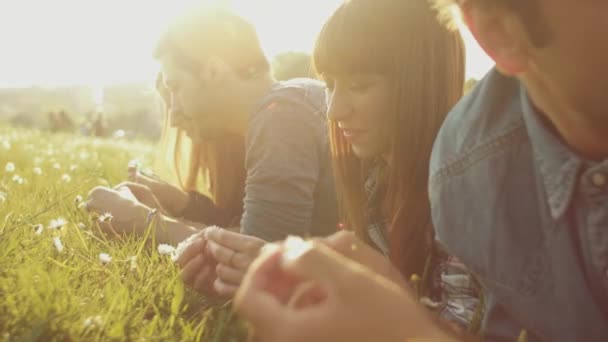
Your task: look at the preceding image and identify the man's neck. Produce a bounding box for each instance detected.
[524,77,608,161]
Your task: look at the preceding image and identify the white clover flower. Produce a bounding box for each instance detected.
[53,237,64,253]
[128,255,137,271]
[157,244,176,256]
[33,167,43,175]
[98,213,113,223]
[83,316,103,329]
[33,224,44,235]
[48,218,67,230]
[74,195,83,203]
[5,162,15,173]
[69,164,78,172]
[52,162,61,170]
[99,253,112,265]
[61,174,71,182]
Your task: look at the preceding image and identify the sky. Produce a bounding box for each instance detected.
[0,0,494,88]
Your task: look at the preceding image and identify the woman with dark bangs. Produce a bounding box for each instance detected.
[234,0,480,340]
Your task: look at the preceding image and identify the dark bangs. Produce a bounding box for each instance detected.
[313,1,399,76]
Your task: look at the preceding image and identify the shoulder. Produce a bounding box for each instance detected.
[429,69,529,191]
[249,78,328,137]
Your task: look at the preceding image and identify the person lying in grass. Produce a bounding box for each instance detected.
[84,7,339,296]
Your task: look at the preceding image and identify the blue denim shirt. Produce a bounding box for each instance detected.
[241,78,338,241]
[429,69,608,341]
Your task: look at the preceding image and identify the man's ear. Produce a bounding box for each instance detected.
[461,2,531,76]
[199,56,231,84]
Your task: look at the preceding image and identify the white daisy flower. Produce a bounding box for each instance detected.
[157,244,176,256]
[53,237,64,253]
[52,162,61,170]
[99,253,112,265]
[83,316,103,329]
[98,213,113,223]
[69,164,78,172]
[48,218,67,230]
[61,174,71,182]
[172,230,208,262]
[74,195,83,203]
[12,175,24,184]
[33,167,43,175]
[33,224,44,235]
[5,162,15,173]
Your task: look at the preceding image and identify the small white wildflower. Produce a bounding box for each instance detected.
[128,255,137,270]
[5,162,15,173]
[53,237,64,253]
[83,315,103,329]
[33,167,43,175]
[172,230,207,262]
[12,175,24,184]
[69,164,78,172]
[74,195,83,203]
[48,218,67,230]
[98,213,113,223]
[157,244,176,256]
[33,224,44,235]
[77,222,86,229]
[61,174,71,182]
[99,253,112,265]
[52,162,61,170]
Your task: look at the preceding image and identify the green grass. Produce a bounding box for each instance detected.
[0,125,247,341]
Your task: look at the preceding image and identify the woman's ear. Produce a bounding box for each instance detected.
[199,56,231,84]
[461,2,531,76]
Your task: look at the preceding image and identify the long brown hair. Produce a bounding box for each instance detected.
[155,74,246,227]
[314,0,465,281]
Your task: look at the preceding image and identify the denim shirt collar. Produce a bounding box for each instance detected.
[520,86,583,220]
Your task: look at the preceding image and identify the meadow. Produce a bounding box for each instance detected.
[0,125,246,341]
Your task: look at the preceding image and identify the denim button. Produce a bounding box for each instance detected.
[591,172,607,188]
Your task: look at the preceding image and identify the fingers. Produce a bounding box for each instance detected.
[214,278,239,297]
[181,254,217,294]
[192,264,216,294]
[207,240,254,270]
[205,227,265,257]
[216,263,245,286]
[85,186,115,213]
[175,237,207,268]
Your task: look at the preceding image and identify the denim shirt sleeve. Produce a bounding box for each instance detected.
[240,101,322,242]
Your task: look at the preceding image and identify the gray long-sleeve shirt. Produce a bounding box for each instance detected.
[240,78,338,241]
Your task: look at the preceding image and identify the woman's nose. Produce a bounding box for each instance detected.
[326,89,352,122]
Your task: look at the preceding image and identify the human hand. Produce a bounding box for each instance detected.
[204,226,266,297]
[114,182,168,215]
[85,186,152,237]
[234,239,450,342]
[174,231,218,295]
[321,230,407,288]
[127,162,189,217]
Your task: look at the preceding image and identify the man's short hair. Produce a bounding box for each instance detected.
[155,7,270,80]
[431,0,550,46]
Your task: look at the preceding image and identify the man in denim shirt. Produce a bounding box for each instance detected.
[429,0,608,340]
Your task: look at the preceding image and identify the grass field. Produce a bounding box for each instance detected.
[0,125,246,341]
